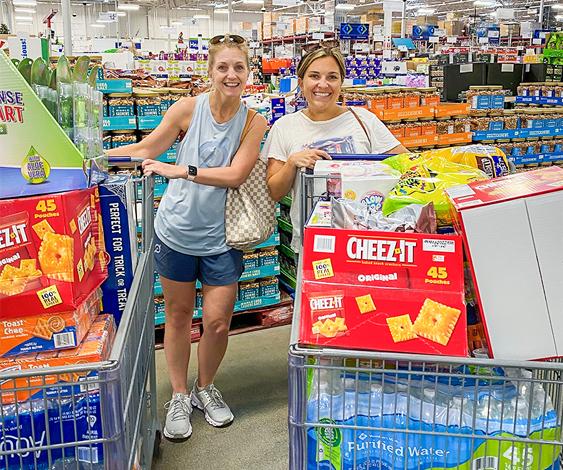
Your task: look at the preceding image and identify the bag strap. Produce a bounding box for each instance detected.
[231,108,258,162]
[348,107,372,148]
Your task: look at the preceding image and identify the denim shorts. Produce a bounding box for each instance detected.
[154,235,244,285]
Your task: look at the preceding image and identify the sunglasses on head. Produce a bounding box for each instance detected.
[209,34,246,45]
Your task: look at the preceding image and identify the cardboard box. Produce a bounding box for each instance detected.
[0,187,108,319]
[446,166,563,360]
[99,175,137,326]
[299,226,467,356]
[0,313,114,403]
[263,24,273,40]
[295,17,309,35]
[0,288,100,357]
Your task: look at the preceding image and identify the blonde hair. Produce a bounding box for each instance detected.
[208,35,250,72]
[297,47,346,83]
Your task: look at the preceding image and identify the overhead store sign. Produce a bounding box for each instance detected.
[339,23,369,40]
[98,11,117,22]
[412,25,437,40]
[496,8,515,19]
[273,0,300,5]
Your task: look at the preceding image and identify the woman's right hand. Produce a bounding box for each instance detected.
[287,149,331,170]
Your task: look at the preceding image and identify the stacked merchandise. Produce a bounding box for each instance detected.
[341,87,472,150]
[250,56,264,86]
[0,184,111,469]
[278,196,298,293]
[344,56,382,81]
[296,146,562,469]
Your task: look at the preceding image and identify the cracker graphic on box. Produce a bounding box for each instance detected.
[413,298,461,346]
[386,314,417,343]
[32,220,55,240]
[355,294,376,314]
[38,232,74,281]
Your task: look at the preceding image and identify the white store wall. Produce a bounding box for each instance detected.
[6,3,261,51]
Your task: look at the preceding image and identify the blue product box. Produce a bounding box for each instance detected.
[531,119,545,130]
[259,278,279,297]
[103,139,111,151]
[0,392,104,470]
[471,95,491,109]
[490,95,505,109]
[259,250,278,267]
[489,121,504,131]
[525,142,537,154]
[108,105,135,117]
[540,143,552,153]
[243,253,260,270]
[136,104,162,117]
[555,142,563,153]
[511,147,522,156]
[239,282,260,301]
[196,291,203,308]
[99,175,137,326]
[111,141,131,149]
[546,118,558,129]
[270,97,286,125]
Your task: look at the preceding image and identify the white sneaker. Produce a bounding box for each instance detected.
[191,380,234,428]
[163,392,193,440]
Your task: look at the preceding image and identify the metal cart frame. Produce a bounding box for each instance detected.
[0,176,160,470]
[289,170,563,470]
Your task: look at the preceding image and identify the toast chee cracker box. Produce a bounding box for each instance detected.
[0,187,108,319]
[299,226,467,356]
[0,288,100,357]
[0,314,115,403]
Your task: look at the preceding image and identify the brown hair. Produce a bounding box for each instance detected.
[296,47,346,82]
[208,34,250,72]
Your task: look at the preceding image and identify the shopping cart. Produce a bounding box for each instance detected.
[0,170,160,470]
[288,170,563,470]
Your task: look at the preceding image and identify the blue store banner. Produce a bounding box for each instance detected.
[411,25,436,40]
[340,23,369,40]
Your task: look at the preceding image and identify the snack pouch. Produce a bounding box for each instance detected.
[421,144,511,178]
[382,154,488,225]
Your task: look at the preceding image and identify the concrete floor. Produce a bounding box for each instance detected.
[153,325,291,470]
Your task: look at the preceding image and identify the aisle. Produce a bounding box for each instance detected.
[153,325,291,470]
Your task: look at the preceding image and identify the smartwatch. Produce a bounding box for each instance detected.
[186,165,198,181]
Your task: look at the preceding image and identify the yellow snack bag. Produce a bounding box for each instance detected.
[382,154,488,225]
[421,145,511,179]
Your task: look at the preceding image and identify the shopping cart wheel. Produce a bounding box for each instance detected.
[153,430,162,459]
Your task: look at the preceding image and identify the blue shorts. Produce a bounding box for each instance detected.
[154,235,244,285]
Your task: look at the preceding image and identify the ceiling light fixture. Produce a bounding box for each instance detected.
[14,7,35,13]
[242,0,263,3]
[193,13,210,18]
[117,11,126,16]
[117,4,140,11]
[418,7,435,14]
[556,14,563,19]
[91,23,106,28]
[215,8,229,13]
[553,3,563,8]
[15,15,33,20]
[13,0,37,6]
[335,3,356,10]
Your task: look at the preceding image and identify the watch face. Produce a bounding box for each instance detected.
[188,166,197,176]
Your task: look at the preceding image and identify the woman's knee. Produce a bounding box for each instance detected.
[204,317,230,337]
[165,302,193,328]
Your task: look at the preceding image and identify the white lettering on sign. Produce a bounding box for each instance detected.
[310,296,343,311]
[0,223,28,249]
[346,237,416,263]
[77,207,92,235]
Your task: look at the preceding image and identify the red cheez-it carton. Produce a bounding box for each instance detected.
[299,227,468,356]
[0,187,108,319]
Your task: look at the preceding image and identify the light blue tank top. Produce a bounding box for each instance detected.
[154,93,248,256]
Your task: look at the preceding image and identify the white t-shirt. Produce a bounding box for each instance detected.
[262,107,400,253]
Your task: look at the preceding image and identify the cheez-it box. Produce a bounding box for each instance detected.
[0,187,108,319]
[299,226,467,356]
[446,166,563,361]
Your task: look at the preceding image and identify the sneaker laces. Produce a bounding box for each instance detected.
[200,385,227,411]
[165,394,192,422]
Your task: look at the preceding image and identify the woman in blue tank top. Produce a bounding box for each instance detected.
[108,35,268,441]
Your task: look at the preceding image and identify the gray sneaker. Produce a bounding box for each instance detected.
[163,392,193,440]
[191,380,234,427]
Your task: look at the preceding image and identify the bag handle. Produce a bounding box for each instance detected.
[231,108,258,163]
[348,107,372,149]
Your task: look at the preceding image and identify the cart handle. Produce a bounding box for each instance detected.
[327,153,391,160]
[108,156,145,164]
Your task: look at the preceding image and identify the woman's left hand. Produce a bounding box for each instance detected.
[142,159,186,179]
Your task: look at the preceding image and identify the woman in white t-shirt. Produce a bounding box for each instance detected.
[264,46,408,252]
